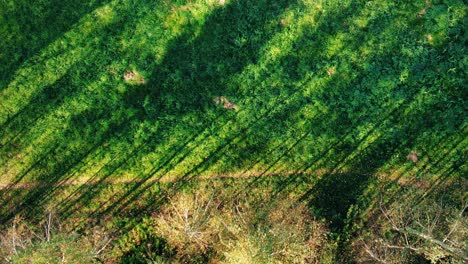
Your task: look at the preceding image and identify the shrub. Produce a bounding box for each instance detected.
[112,217,174,263]
[152,190,334,263]
[353,189,467,264]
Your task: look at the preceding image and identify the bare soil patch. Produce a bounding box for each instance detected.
[124,70,146,85]
[407,150,419,163]
[213,96,238,110]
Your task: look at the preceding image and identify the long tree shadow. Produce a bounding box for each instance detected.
[295,5,465,262]
[0,0,111,93]
[0,0,162,222]
[0,1,465,262]
[214,1,466,261]
[0,0,296,225]
[65,0,298,223]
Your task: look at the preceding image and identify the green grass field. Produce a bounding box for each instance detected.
[1,0,466,262]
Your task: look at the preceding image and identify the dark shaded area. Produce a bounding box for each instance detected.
[307,173,370,231]
[0,0,110,92]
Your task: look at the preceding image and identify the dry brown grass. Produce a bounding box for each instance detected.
[213,96,239,111]
[152,190,334,263]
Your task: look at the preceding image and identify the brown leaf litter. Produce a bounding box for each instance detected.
[214,96,238,110]
[407,150,419,163]
[124,70,146,85]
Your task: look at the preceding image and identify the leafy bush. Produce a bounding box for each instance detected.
[112,217,174,263]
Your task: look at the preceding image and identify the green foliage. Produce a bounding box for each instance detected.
[113,217,174,263]
[0,0,466,262]
[10,234,97,264]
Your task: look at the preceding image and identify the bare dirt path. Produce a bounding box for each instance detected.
[0,170,341,191]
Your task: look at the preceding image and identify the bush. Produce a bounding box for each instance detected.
[152,190,335,263]
[353,189,467,264]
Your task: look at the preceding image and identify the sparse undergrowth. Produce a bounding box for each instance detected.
[0,179,466,263]
[0,214,107,263]
[151,190,333,263]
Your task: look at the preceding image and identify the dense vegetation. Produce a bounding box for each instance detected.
[0,0,466,263]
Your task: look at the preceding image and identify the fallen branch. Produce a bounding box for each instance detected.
[392,226,468,261]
